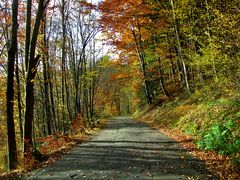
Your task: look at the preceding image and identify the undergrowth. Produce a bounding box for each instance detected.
[136,86,240,163]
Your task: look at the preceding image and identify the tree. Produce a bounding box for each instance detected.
[41,11,53,135]
[99,0,156,104]
[6,0,18,170]
[23,0,50,158]
[169,0,190,94]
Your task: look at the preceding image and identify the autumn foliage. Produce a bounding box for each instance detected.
[0,0,239,178]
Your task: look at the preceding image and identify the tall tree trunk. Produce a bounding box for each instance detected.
[15,49,23,140]
[89,39,96,121]
[6,0,18,170]
[25,0,32,71]
[131,25,152,104]
[138,52,152,104]
[61,0,67,131]
[154,36,169,97]
[42,13,52,135]
[82,55,90,125]
[170,0,191,94]
[65,71,72,121]
[23,0,48,157]
[53,67,62,131]
[49,45,58,131]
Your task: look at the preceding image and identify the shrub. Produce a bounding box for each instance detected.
[197,117,240,157]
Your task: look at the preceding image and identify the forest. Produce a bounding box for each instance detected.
[0,0,239,178]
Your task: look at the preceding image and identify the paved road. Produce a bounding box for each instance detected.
[24,117,217,180]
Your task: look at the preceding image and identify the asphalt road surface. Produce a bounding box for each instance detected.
[24,117,217,180]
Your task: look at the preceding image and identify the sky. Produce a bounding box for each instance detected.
[88,0,114,58]
[91,0,102,5]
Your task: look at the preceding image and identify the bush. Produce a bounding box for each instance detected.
[197,117,240,157]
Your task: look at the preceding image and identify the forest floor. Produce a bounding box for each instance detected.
[21,117,217,180]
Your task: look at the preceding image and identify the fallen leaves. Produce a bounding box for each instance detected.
[137,113,240,180]
[0,120,105,180]
[159,127,240,180]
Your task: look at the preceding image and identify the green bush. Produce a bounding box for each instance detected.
[197,118,240,156]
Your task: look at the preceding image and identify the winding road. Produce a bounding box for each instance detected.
[24,117,217,180]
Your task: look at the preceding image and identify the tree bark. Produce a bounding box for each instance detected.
[170,0,191,94]
[61,0,67,131]
[131,26,153,105]
[24,0,48,157]
[157,57,170,97]
[42,13,52,135]
[25,0,32,71]
[15,49,23,140]
[6,0,18,170]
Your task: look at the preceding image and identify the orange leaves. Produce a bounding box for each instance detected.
[70,114,87,135]
[37,133,74,155]
[110,72,130,82]
[78,1,96,9]
[160,128,240,180]
[99,0,154,45]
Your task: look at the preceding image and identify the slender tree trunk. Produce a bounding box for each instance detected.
[131,25,152,104]
[49,76,57,131]
[24,55,40,155]
[25,0,32,71]
[53,67,62,131]
[82,55,90,125]
[157,57,170,97]
[16,49,23,140]
[61,0,67,131]
[24,0,48,157]
[42,14,52,135]
[138,52,152,104]
[65,71,72,121]
[43,60,52,135]
[6,0,18,170]
[89,40,96,120]
[49,46,58,131]
[170,61,176,84]
[154,36,169,97]
[170,0,191,94]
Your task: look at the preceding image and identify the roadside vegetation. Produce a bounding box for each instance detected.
[135,85,240,179]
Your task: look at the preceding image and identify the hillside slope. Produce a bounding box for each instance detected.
[135,90,240,179]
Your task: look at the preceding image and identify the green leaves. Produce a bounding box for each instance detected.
[197,118,240,156]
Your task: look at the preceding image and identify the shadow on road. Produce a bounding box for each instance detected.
[24,117,219,180]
